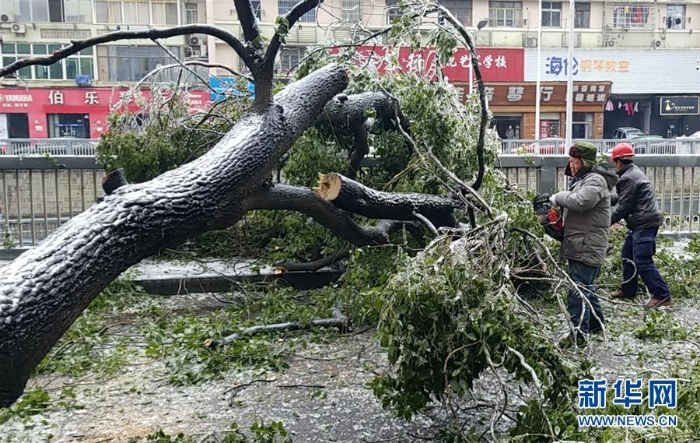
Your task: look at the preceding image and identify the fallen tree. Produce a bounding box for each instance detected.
[0,0,494,406]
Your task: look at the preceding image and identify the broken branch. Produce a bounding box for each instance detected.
[207,308,349,348]
[315,173,459,228]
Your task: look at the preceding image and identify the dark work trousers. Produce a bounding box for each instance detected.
[621,227,671,300]
[568,259,605,335]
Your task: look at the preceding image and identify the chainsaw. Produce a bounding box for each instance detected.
[533,193,564,241]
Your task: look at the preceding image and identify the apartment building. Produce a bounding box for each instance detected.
[0,0,209,138]
[1,0,700,140]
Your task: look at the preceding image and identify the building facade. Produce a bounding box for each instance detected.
[0,0,210,139]
[2,0,700,139]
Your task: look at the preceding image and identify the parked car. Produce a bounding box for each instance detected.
[525,137,567,154]
[612,127,644,140]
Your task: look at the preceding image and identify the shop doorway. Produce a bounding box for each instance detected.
[493,115,522,140]
[7,114,29,138]
[47,114,90,138]
[573,112,593,139]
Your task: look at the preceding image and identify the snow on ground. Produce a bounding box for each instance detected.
[0,239,698,442]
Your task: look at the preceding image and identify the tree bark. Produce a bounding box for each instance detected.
[243,184,397,247]
[315,173,460,229]
[0,63,349,407]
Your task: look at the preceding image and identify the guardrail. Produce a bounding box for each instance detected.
[0,138,100,156]
[502,139,700,156]
[499,155,700,234]
[0,154,698,250]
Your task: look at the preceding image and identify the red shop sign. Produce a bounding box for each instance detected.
[329,45,524,82]
[0,87,210,114]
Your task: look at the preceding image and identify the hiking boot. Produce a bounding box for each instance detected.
[589,325,604,334]
[611,290,635,299]
[643,297,672,309]
[558,332,588,349]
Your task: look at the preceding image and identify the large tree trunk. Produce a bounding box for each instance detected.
[0,64,349,407]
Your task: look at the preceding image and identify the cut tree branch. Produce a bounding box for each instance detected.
[274,246,351,272]
[347,122,370,180]
[316,92,411,180]
[243,183,402,247]
[0,25,251,79]
[102,168,129,195]
[206,308,349,348]
[315,173,460,229]
[435,6,487,193]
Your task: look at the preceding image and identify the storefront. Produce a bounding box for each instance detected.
[0,87,211,139]
[524,49,700,138]
[653,95,700,137]
[453,81,611,139]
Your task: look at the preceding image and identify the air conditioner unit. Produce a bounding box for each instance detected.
[605,36,616,47]
[190,49,201,57]
[11,23,26,34]
[653,39,662,48]
[0,13,12,22]
[189,35,204,46]
[524,36,538,48]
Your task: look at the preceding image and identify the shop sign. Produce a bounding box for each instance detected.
[0,88,210,112]
[659,96,700,116]
[524,49,700,94]
[330,46,524,82]
[482,82,611,107]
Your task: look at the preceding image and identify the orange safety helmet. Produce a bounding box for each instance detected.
[610,143,635,161]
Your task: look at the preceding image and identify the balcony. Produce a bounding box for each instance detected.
[0,22,187,47]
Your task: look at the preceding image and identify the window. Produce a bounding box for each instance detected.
[489,1,522,28]
[575,2,590,28]
[542,2,561,27]
[279,47,305,73]
[95,0,122,22]
[278,0,315,21]
[101,45,181,82]
[152,0,177,24]
[385,0,401,23]
[63,0,93,22]
[95,0,178,24]
[1,43,93,80]
[572,112,593,139]
[47,114,90,138]
[608,3,654,30]
[123,0,150,24]
[184,3,198,24]
[439,0,472,26]
[666,5,685,29]
[251,0,261,20]
[342,0,361,22]
[14,0,49,22]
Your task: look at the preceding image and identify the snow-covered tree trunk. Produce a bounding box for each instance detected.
[0,64,349,407]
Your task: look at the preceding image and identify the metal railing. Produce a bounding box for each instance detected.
[499,155,700,235]
[501,139,700,156]
[0,154,698,250]
[0,139,100,156]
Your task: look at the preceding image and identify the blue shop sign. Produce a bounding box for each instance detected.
[209,77,255,101]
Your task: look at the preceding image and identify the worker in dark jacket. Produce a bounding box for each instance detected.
[609,143,671,309]
[550,142,618,343]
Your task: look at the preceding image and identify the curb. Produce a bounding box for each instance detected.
[133,270,343,295]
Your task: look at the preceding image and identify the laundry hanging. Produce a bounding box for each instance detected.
[605,100,614,111]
